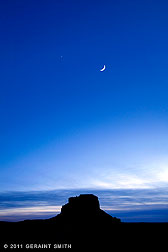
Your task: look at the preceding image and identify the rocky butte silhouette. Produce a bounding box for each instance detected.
[50,194,121,225]
[0,194,167,251]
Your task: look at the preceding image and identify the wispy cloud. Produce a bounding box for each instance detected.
[0,188,168,222]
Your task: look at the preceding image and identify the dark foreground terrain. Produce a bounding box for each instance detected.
[0,194,167,251]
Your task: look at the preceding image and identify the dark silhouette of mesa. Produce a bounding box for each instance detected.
[0,194,167,250]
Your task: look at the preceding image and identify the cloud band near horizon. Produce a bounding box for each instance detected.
[0,188,168,222]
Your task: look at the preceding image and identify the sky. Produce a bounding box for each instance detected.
[0,0,168,222]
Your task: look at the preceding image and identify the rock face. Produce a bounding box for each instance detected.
[61,194,100,215]
[56,194,121,224]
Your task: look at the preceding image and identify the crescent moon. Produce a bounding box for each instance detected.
[100,65,106,72]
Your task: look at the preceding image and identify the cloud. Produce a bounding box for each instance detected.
[0,188,168,222]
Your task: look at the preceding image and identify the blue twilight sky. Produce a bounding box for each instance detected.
[0,0,168,221]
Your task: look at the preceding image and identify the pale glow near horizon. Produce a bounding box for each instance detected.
[1,119,168,191]
[0,206,61,217]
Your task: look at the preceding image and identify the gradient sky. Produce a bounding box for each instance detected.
[0,0,168,221]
